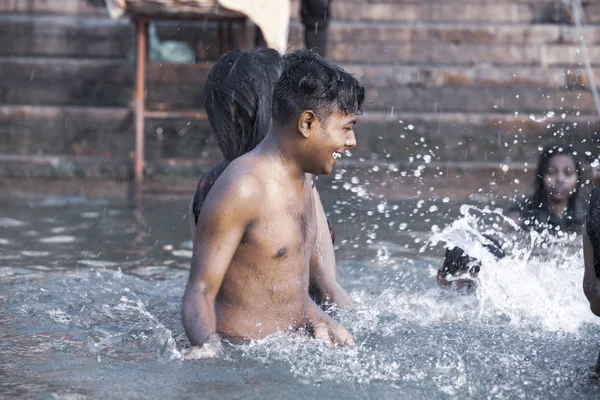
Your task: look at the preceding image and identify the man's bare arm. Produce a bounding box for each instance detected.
[309,187,353,309]
[182,173,259,346]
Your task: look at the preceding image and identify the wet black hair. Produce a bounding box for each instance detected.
[442,235,505,277]
[271,49,365,126]
[532,144,582,213]
[203,48,283,161]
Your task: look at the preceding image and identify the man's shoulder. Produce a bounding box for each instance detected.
[208,159,264,201]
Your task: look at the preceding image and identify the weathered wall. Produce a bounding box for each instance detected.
[0,0,599,181]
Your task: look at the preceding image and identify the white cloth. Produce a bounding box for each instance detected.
[217,0,290,53]
[104,0,291,53]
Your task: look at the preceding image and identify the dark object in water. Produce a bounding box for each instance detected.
[587,187,600,278]
[441,234,505,277]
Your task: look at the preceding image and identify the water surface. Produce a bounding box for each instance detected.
[2,187,600,399]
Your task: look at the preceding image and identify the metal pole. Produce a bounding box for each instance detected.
[135,19,147,197]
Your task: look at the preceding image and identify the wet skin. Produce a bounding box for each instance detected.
[182,110,357,354]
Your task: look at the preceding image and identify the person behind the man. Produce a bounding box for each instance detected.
[182,49,364,356]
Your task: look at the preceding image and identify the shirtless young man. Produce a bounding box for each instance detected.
[182,49,365,355]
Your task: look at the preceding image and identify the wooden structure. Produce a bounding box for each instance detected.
[124,0,247,194]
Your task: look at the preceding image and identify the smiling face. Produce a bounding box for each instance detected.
[542,154,578,202]
[299,110,357,175]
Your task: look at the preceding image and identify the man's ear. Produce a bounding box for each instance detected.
[298,111,318,139]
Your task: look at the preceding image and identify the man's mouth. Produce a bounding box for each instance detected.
[332,152,343,160]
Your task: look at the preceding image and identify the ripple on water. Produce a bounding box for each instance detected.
[39,235,77,244]
[21,251,51,257]
[81,212,101,219]
[0,217,25,227]
[77,260,119,267]
[172,250,192,258]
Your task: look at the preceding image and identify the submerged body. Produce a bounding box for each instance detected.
[183,49,364,350]
[188,48,352,311]
[184,130,355,345]
[185,151,316,340]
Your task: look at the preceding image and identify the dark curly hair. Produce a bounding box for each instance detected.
[272,49,365,126]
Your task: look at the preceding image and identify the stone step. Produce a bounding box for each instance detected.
[2,57,597,112]
[301,22,600,46]
[0,15,132,58]
[0,105,215,160]
[7,56,598,89]
[0,0,106,16]
[1,105,597,164]
[3,14,599,68]
[288,21,600,66]
[363,86,595,114]
[4,0,588,26]
[354,111,600,164]
[0,15,243,60]
[0,57,212,107]
[7,56,596,88]
[290,0,597,24]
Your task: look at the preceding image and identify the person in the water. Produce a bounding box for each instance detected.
[438,145,585,290]
[583,164,600,316]
[182,49,364,356]
[189,48,352,311]
[505,145,585,234]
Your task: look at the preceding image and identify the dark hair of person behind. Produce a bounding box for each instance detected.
[203,48,283,161]
[271,49,365,126]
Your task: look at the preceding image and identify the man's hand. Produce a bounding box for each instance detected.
[312,320,355,348]
[183,335,222,360]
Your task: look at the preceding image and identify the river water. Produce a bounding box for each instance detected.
[2,173,600,399]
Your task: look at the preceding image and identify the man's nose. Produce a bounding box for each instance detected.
[345,132,356,149]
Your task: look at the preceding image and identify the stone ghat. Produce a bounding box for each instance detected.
[0,0,598,185]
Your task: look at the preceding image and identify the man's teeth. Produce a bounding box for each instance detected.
[332,152,342,159]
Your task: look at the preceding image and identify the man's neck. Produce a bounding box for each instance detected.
[259,128,306,182]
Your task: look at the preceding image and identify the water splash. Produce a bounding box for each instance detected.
[429,205,598,332]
